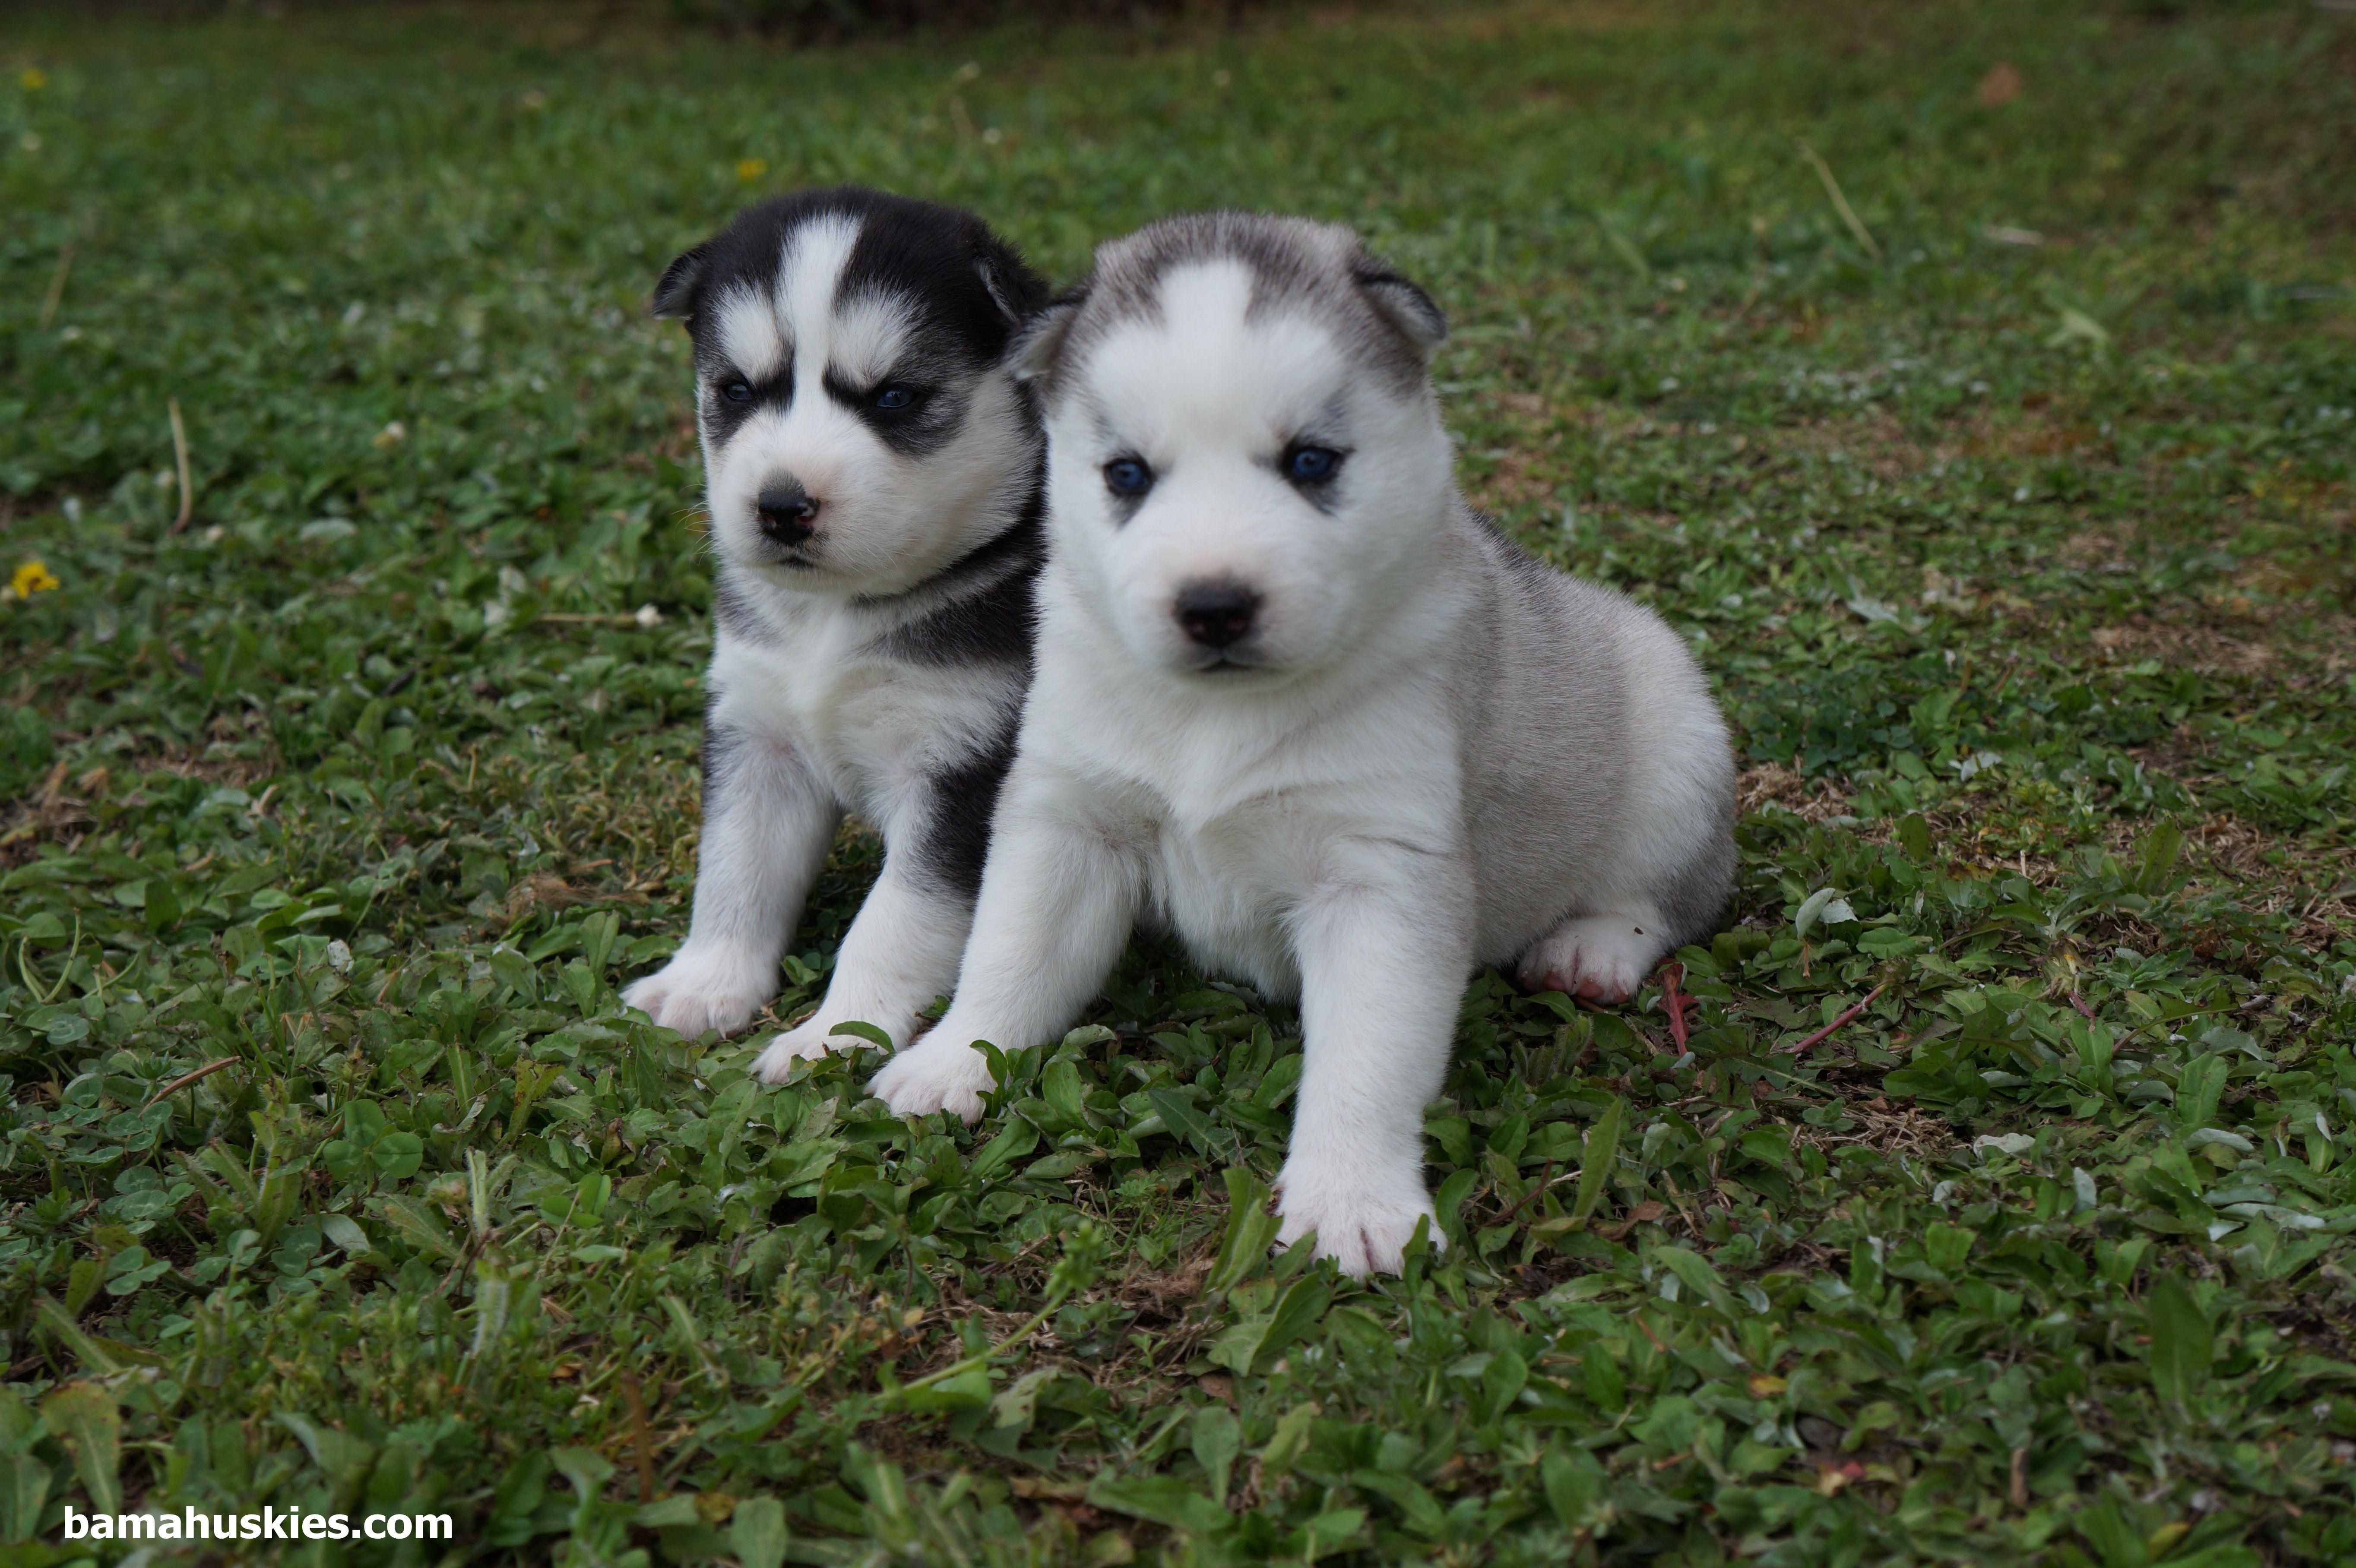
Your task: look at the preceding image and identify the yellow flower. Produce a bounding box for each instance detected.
[11,561,59,597]
[735,157,767,182]
[20,67,46,92]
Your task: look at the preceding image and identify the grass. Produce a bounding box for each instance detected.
[2,0,2354,1562]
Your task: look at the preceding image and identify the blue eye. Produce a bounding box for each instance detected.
[1103,457,1153,497]
[720,379,752,404]
[1285,445,1342,484]
[872,385,917,411]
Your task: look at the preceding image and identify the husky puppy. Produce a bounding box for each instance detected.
[870,212,1735,1275]
[621,188,1048,1083]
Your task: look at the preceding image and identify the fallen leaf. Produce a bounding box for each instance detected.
[1596,1201,1668,1240]
[1814,1459,1865,1497]
[1011,1475,1089,1501]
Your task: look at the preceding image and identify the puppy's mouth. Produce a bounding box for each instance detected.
[742,538,822,571]
[1187,649,1267,675]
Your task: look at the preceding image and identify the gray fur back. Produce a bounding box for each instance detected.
[1450,509,1735,956]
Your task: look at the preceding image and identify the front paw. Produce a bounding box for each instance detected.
[868,1037,994,1123]
[1274,1161,1441,1278]
[750,1016,877,1084]
[620,948,776,1038]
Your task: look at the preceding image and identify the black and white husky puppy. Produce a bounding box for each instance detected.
[621,188,1048,1083]
[869,213,1737,1276]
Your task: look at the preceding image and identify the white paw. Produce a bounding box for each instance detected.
[1273,1161,1441,1279]
[868,1037,994,1123]
[1516,914,1662,1006]
[620,947,776,1038]
[749,1017,866,1084]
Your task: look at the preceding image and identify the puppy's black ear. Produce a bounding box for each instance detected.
[975,247,1048,330]
[1354,264,1448,355]
[1006,285,1087,384]
[651,243,710,321]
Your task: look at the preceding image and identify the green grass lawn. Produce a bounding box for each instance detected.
[3,0,2355,1561]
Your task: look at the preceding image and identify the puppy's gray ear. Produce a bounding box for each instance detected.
[1006,287,1087,384]
[651,243,710,321]
[1355,264,1448,354]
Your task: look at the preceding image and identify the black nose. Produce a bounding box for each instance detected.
[1174,582,1260,650]
[756,482,819,546]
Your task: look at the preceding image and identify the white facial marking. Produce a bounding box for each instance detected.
[1089,261,1337,454]
[712,217,908,392]
[696,208,1036,600]
[827,291,918,389]
[714,285,784,383]
[1048,259,1447,683]
[775,212,861,373]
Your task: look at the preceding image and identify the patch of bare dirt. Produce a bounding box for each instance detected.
[2089,606,2354,687]
[2052,525,2135,572]
[1966,411,2109,465]
[2090,617,2277,677]
[1772,410,1956,483]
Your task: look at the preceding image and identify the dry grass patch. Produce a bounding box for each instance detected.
[1739,762,1856,824]
[1791,1096,1960,1169]
[2090,605,2356,687]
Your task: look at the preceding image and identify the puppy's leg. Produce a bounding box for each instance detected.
[1522,641,1736,1006]
[869,764,1141,1122]
[751,756,998,1081]
[622,718,839,1037]
[1277,857,1475,1278]
[1514,905,1672,1007]
[750,867,968,1081]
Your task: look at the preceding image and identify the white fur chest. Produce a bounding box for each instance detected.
[1026,610,1468,999]
[707,597,1016,828]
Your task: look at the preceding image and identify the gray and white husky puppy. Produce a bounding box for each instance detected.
[621,188,1048,1083]
[870,212,1736,1276]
